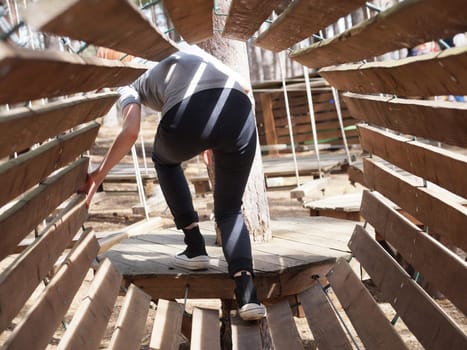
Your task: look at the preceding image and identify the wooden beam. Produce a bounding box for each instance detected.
[163,0,213,44]
[299,284,353,350]
[0,158,88,262]
[0,196,88,334]
[149,299,184,350]
[222,0,282,41]
[0,92,118,159]
[190,307,221,350]
[255,0,366,52]
[0,122,99,207]
[290,0,467,68]
[364,158,467,251]
[360,190,467,315]
[319,46,467,96]
[108,284,151,350]
[230,312,262,350]
[259,93,278,154]
[344,93,467,148]
[266,300,304,350]
[350,225,467,349]
[0,42,146,104]
[58,258,122,350]
[358,124,467,199]
[2,230,99,350]
[290,178,328,201]
[327,259,407,350]
[24,0,178,61]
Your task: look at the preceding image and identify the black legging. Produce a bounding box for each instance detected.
[152,88,257,276]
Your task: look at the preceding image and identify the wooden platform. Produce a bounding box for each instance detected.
[105,217,355,300]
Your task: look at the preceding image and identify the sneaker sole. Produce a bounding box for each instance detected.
[239,303,267,321]
[173,255,210,270]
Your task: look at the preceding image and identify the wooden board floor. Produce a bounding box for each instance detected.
[105,216,355,300]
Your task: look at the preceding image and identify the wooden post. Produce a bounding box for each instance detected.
[260,93,279,156]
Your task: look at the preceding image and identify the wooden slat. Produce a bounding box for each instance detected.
[222,0,282,41]
[0,195,87,334]
[328,259,408,350]
[349,225,467,349]
[319,46,467,96]
[290,0,467,68]
[0,122,99,207]
[0,42,146,104]
[255,0,366,52]
[299,284,353,350]
[108,284,151,350]
[0,158,88,261]
[230,312,262,350]
[0,92,118,158]
[149,299,184,350]
[266,300,304,350]
[260,93,279,150]
[344,92,467,148]
[364,158,467,251]
[57,258,122,350]
[190,307,221,350]
[360,190,467,314]
[164,0,213,44]
[358,124,467,199]
[25,0,178,61]
[2,229,99,350]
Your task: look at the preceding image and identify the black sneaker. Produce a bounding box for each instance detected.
[174,226,210,270]
[234,271,266,320]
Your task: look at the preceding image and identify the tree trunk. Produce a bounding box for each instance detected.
[198,0,271,243]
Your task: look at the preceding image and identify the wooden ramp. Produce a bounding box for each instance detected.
[104,217,355,300]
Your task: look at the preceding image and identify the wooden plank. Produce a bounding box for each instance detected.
[319,46,467,96]
[358,124,467,199]
[360,190,467,314]
[0,157,88,261]
[149,299,184,350]
[2,230,99,350]
[255,0,366,52]
[0,122,99,207]
[0,42,147,104]
[344,93,467,148]
[222,0,282,41]
[0,196,87,334]
[364,158,467,251]
[299,284,353,350]
[108,284,151,350]
[290,0,467,68]
[230,312,262,350]
[25,0,178,61]
[0,92,118,158]
[349,225,467,349]
[164,0,213,44]
[290,178,328,200]
[266,300,304,350]
[57,258,122,350]
[190,307,221,350]
[260,93,279,152]
[327,259,408,350]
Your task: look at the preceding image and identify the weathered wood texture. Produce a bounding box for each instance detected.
[191,308,221,350]
[0,42,146,104]
[319,46,467,96]
[230,313,262,350]
[150,299,184,350]
[2,230,99,350]
[363,158,467,252]
[0,158,88,261]
[25,0,178,61]
[222,0,282,41]
[360,190,467,315]
[350,226,467,349]
[0,92,118,158]
[0,122,99,207]
[358,124,467,199]
[344,92,467,148]
[255,0,366,52]
[163,0,213,44]
[57,259,122,350]
[327,259,407,350]
[266,300,304,349]
[290,0,467,68]
[299,284,352,350]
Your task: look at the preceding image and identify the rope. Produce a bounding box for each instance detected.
[332,87,352,165]
[131,145,150,221]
